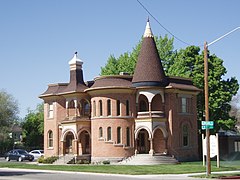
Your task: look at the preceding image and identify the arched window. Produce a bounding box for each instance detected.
[117,127,122,144]
[93,101,96,117]
[182,125,189,147]
[117,100,121,116]
[107,99,111,116]
[99,127,103,138]
[107,127,112,141]
[126,127,130,146]
[99,100,103,116]
[126,100,130,116]
[139,100,147,112]
[48,130,53,148]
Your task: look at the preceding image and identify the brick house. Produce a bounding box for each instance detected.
[39,20,200,163]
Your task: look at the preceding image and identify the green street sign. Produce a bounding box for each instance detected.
[201,121,214,130]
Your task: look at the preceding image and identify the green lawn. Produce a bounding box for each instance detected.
[0,161,239,175]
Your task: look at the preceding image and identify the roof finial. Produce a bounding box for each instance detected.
[75,51,78,55]
[143,18,153,38]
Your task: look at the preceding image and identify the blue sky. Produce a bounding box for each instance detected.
[0,0,239,118]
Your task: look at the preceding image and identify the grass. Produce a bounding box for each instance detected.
[0,161,239,175]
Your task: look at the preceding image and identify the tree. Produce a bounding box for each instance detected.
[100,36,239,130]
[169,46,239,130]
[22,103,44,150]
[0,90,19,154]
[100,35,175,75]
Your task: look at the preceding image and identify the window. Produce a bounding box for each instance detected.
[117,100,120,116]
[99,100,103,116]
[126,127,130,146]
[99,127,103,138]
[107,99,111,116]
[235,141,240,152]
[48,102,53,118]
[107,127,112,141]
[139,100,147,112]
[126,100,130,116]
[117,127,122,144]
[181,97,187,113]
[93,101,96,117]
[182,125,189,147]
[48,130,53,148]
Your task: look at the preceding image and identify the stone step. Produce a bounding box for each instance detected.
[53,155,75,165]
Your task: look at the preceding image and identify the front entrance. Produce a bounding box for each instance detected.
[65,132,74,154]
[79,131,91,154]
[137,129,150,153]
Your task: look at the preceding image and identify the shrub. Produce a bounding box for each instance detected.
[38,156,58,164]
[102,160,110,164]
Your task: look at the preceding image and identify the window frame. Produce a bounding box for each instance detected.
[48,130,53,148]
[107,127,112,141]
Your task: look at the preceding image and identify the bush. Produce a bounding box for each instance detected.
[76,159,90,164]
[38,156,58,164]
[102,160,110,164]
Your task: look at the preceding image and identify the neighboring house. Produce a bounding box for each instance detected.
[218,129,240,160]
[39,20,200,163]
[11,124,22,142]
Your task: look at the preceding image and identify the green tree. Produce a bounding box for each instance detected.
[100,35,175,75]
[167,46,239,130]
[0,90,19,154]
[22,103,44,149]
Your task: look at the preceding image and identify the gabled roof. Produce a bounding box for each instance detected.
[132,20,167,87]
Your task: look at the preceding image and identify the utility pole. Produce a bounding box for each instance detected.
[204,41,211,176]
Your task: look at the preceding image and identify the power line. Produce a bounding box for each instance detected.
[136,0,193,46]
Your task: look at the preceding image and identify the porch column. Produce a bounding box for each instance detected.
[60,140,65,156]
[164,137,168,154]
[149,138,154,155]
[73,139,78,156]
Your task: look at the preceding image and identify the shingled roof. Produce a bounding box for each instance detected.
[132,20,167,87]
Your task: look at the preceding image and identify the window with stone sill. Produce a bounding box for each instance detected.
[117,127,122,144]
[107,127,112,141]
[48,130,53,148]
[117,100,121,116]
[99,100,103,116]
[99,127,103,138]
[107,99,111,116]
[48,102,54,118]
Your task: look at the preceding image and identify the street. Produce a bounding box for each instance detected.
[0,168,205,180]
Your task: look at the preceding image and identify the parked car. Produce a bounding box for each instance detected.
[5,149,34,162]
[29,150,44,160]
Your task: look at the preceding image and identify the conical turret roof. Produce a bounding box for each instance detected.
[132,20,167,87]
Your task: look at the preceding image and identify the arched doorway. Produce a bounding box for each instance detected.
[78,130,91,154]
[153,128,166,154]
[137,129,150,154]
[65,132,74,154]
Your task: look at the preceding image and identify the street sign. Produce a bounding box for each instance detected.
[201,121,214,129]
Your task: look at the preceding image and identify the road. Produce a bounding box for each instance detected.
[0,168,207,180]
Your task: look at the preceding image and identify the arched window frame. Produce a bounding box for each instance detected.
[48,130,53,148]
[117,127,122,144]
[107,127,112,141]
[93,100,96,117]
[182,124,189,147]
[99,100,103,116]
[107,99,111,116]
[117,100,121,116]
[99,127,103,138]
